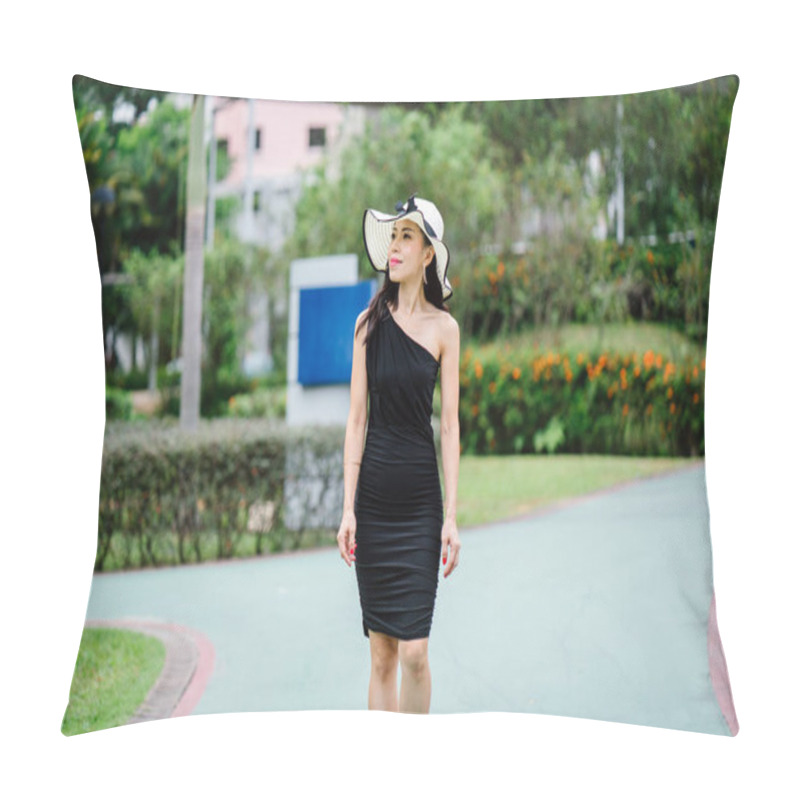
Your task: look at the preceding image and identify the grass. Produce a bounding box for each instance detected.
[473,321,706,363]
[61,627,166,736]
[452,453,702,528]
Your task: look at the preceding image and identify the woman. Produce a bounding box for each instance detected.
[337,194,461,714]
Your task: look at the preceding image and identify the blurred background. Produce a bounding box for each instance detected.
[71,75,737,573]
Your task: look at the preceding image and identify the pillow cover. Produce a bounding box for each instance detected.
[63,73,739,737]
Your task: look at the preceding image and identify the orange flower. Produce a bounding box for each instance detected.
[646,250,654,265]
[669,402,676,414]
[646,404,653,416]
[667,386,673,399]
[693,393,699,404]
[475,361,483,379]
[622,404,629,416]
[643,350,654,369]
[512,367,521,380]
[633,365,641,377]
[471,404,479,417]
[497,261,505,277]
[655,354,663,368]
[693,366,699,378]
[489,381,497,394]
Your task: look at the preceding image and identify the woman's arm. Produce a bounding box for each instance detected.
[337,310,369,566]
[439,314,461,577]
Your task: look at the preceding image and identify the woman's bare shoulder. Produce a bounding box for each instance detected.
[435,308,459,335]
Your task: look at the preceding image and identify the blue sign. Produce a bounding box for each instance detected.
[298,281,375,386]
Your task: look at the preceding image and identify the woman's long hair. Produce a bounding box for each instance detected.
[355,247,450,348]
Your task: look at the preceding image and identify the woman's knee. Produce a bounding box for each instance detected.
[398,639,429,677]
[369,631,398,678]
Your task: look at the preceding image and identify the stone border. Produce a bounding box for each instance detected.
[85,619,215,725]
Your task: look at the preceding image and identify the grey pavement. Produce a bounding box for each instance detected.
[84,463,731,735]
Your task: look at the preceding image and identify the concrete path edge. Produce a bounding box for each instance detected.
[85,619,215,725]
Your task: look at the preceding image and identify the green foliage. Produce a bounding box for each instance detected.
[122,248,184,368]
[534,416,566,454]
[459,338,704,457]
[111,99,190,260]
[72,75,166,135]
[105,387,133,421]
[95,419,344,571]
[286,104,506,277]
[118,239,275,417]
[107,367,149,391]
[226,386,287,419]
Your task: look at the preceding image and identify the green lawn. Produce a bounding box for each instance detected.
[61,627,166,736]
[452,453,702,528]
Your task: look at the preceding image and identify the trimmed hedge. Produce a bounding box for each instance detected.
[457,343,705,457]
[97,419,345,572]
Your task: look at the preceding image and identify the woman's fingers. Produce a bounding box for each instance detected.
[338,523,357,567]
[443,539,460,578]
[338,534,349,566]
[338,528,352,566]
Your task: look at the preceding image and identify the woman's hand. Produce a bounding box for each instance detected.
[337,511,357,567]
[441,517,461,578]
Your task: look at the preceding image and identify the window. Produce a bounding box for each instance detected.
[253,191,261,213]
[254,128,262,150]
[309,127,326,148]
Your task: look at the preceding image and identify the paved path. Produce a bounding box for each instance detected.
[84,463,735,735]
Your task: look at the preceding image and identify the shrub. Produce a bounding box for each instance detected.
[105,387,133,421]
[96,419,344,571]
[458,341,704,457]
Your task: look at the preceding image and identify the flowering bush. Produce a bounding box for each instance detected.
[457,341,704,457]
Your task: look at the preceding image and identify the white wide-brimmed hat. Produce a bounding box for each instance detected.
[362,194,453,300]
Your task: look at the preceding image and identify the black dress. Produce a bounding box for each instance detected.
[354,305,444,641]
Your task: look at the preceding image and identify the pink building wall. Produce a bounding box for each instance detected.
[212,98,347,184]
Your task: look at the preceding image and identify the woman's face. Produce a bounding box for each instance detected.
[387,219,433,284]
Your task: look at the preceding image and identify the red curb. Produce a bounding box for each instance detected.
[707,591,740,736]
[84,619,215,722]
[171,625,216,718]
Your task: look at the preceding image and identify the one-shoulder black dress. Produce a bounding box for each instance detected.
[354,305,444,641]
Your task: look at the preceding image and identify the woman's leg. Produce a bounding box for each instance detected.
[367,630,399,711]
[398,638,431,714]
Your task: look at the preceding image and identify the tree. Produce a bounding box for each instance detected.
[286,104,506,275]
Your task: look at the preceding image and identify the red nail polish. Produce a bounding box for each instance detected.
[443,556,447,564]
